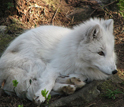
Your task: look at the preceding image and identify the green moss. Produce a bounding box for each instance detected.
[98,79,124,100]
[98,80,113,98]
[6,24,22,34]
[5,17,25,34]
[0,33,15,56]
[100,80,114,91]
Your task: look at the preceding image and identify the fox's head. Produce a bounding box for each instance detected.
[75,18,117,75]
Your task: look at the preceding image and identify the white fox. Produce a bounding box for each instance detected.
[0,18,117,104]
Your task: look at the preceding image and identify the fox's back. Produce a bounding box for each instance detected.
[2,26,72,61]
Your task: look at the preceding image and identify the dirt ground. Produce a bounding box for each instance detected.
[0,0,124,107]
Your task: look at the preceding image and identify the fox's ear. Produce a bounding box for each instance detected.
[104,19,114,34]
[86,24,100,42]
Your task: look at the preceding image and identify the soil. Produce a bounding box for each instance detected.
[0,0,124,107]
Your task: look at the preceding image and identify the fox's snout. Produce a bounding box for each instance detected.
[112,70,118,74]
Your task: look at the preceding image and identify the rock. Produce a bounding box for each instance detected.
[0,26,7,33]
[49,75,123,107]
[110,74,123,84]
[50,81,102,107]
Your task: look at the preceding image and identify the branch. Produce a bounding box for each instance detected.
[90,0,118,16]
[51,6,60,25]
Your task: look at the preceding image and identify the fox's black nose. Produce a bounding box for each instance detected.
[112,70,118,74]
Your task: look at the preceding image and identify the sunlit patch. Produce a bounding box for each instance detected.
[118,69,124,80]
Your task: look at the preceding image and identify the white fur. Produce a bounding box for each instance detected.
[0,18,117,103]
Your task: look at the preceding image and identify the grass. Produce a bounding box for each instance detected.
[117,0,124,18]
[18,105,23,107]
[105,89,124,99]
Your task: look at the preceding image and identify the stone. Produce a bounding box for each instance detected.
[0,26,7,33]
[50,81,102,107]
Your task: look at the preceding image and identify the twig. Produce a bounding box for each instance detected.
[90,9,97,16]
[0,79,17,96]
[0,80,6,96]
[102,0,118,8]
[51,6,60,25]
[90,0,118,16]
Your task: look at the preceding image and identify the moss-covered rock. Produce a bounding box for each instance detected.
[98,75,124,99]
[0,33,15,56]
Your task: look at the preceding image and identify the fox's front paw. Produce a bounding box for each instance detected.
[33,95,45,105]
[68,77,86,88]
[62,85,76,95]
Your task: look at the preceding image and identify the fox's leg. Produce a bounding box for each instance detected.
[66,77,86,88]
[55,74,87,89]
[0,54,59,104]
[51,74,87,95]
[52,83,76,95]
[33,69,59,104]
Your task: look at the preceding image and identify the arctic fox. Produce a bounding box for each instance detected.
[0,18,117,104]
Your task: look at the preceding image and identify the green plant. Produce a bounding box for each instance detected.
[11,80,19,95]
[105,89,124,99]
[12,79,18,92]
[34,24,37,28]
[6,2,14,9]
[18,105,23,107]
[12,80,18,87]
[117,0,124,17]
[41,89,51,104]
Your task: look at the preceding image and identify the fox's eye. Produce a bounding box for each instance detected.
[98,51,105,56]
